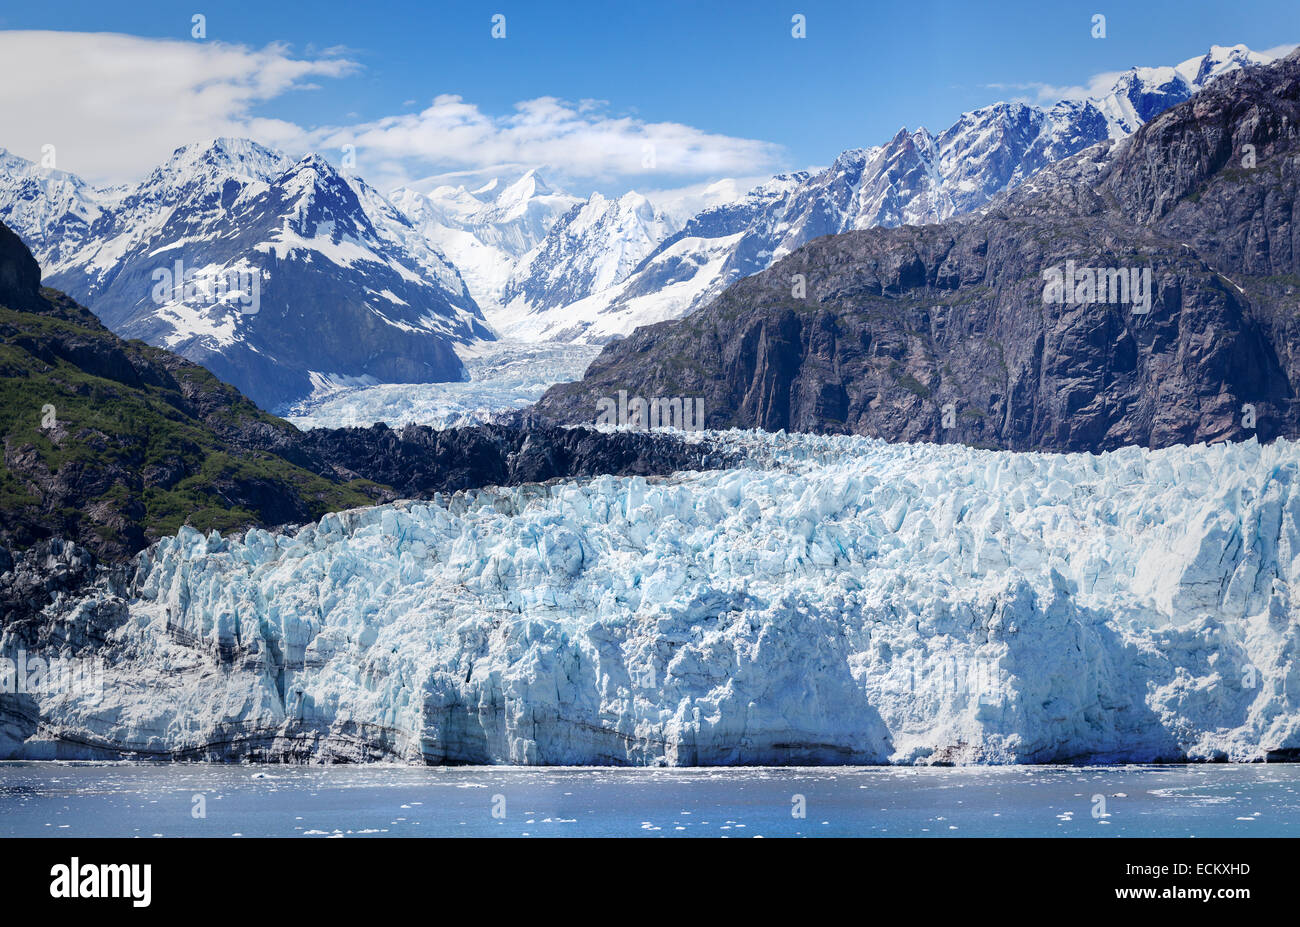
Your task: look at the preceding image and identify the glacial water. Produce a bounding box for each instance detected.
[1,764,1297,838]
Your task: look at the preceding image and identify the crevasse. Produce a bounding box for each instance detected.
[6,431,1299,764]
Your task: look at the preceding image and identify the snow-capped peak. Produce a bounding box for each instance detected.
[501,167,554,201]
[509,42,1282,345]
[1177,43,1275,86]
[390,169,581,313]
[493,189,678,334]
[1090,44,1279,137]
[150,137,292,190]
[0,147,115,267]
[0,135,490,410]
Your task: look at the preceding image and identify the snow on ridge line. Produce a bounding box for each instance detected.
[7,433,1299,765]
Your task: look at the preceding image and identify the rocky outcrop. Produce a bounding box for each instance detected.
[536,49,1300,453]
[302,417,728,499]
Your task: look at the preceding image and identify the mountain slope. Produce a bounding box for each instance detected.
[0,219,381,559]
[0,139,492,411]
[536,48,1300,453]
[531,44,1282,344]
[494,191,677,338]
[391,170,581,315]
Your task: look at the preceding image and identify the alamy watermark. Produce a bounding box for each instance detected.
[151,259,261,316]
[882,652,1007,705]
[50,858,151,907]
[596,390,705,432]
[0,648,105,702]
[1041,260,1151,314]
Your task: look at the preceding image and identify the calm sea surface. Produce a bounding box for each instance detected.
[1,763,1297,837]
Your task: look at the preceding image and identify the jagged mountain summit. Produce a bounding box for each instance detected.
[522,44,1283,344]
[537,47,1300,454]
[494,191,678,339]
[0,148,115,269]
[390,169,581,315]
[0,138,492,411]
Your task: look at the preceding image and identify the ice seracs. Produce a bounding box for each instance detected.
[5,431,1298,765]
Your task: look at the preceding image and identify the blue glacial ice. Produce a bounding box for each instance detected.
[282,339,601,429]
[5,431,1299,764]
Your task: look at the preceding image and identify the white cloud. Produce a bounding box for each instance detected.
[1259,42,1300,59]
[982,74,1122,107]
[308,94,787,192]
[0,31,357,183]
[0,30,786,193]
[640,175,772,224]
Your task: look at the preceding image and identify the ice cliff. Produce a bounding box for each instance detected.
[4,431,1299,764]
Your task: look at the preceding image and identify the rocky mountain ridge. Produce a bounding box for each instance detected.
[521,44,1285,344]
[535,48,1300,454]
[0,138,492,410]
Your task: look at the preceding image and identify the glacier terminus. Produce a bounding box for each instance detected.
[4,431,1298,766]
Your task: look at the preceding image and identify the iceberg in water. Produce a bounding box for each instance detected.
[3,431,1299,765]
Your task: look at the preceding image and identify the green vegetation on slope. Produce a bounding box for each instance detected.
[0,284,380,559]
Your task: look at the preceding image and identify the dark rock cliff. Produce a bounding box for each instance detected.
[535,49,1300,453]
[301,416,726,500]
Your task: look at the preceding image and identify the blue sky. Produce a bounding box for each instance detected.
[0,0,1296,194]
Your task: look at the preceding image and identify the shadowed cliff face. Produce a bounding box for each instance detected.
[535,50,1300,454]
[0,223,40,308]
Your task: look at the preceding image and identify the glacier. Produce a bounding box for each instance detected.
[4,431,1299,765]
[284,340,601,429]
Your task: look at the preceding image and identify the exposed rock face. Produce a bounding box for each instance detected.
[536,50,1300,453]
[0,221,40,307]
[301,418,729,499]
[0,539,101,629]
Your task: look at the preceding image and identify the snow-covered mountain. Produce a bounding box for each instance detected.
[391,170,580,315]
[521,43,1281,343]
[0,138,490,410]
[7,431,1299,764]
[510,171,809,342]
[0,148,115,269]
[493,191,677,338]
[1,43,1280,388]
